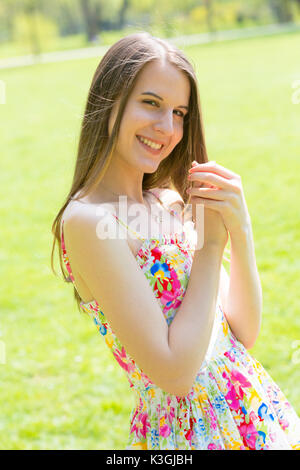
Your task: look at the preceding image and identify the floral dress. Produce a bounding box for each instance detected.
[60,189,300,450]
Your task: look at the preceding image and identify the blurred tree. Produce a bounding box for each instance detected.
[79,0,100,42]
[0,0,17,41]
[4,0,57,54]
[2,0,300,53]
[116,0,130,29]
[203,0,215,32]
[51,0,83,36]
[34,0,84,37]
[130,0,198,21]
[13,10,58,55]
[21,0,41,55]
[268,0,294,22]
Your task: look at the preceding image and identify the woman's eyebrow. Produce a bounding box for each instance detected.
[140,91,189,110]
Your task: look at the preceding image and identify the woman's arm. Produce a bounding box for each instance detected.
[223,225,263,350]
[167,242,225,393]
[187,161,263,351]
[64,206,225,397]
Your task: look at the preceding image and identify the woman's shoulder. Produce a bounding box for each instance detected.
[63,187,185,225]
[62,194,118,230]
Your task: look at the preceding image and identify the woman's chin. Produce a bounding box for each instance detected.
[138,156,163,172]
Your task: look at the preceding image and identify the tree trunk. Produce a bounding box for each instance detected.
[268,0,294,23]
[203,0,215,33]
[24,0,41,56]
[80,0,99,42]
[116,0,129,30]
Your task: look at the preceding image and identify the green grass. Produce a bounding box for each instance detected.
[0,30,300,449]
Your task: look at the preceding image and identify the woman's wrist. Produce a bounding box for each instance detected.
[195,240,225,257]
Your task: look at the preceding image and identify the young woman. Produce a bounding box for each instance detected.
[51,32,300,450]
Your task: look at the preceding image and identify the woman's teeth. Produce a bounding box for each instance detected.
[137,135,163,150]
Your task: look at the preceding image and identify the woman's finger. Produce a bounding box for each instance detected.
[188,171,239,192]
[187,187,226,201]
[189,162,239,180]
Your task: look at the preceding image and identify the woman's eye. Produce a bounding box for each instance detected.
[143,99,158,107]
[142,100,184,118]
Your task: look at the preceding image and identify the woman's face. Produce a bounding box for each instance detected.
[108,59,191,172]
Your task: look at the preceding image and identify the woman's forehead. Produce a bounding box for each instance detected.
[134,62,190,102]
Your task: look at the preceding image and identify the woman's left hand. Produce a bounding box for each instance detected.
[187,161,252,237]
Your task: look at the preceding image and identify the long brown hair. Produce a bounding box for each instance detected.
[50,31,210,312]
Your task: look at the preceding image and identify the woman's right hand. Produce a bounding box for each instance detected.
[189,181,228,249]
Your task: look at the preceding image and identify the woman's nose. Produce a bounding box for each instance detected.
[153,111,174,135]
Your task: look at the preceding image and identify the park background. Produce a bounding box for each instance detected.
[0,0,300,450]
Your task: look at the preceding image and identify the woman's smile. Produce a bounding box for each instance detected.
[136,134,165,155]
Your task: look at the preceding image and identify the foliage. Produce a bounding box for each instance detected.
[12,11,59,51]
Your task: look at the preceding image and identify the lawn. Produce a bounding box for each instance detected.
[0,30,299,449]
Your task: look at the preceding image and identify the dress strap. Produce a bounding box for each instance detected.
[60,218,75,283]
[110,213,146,241]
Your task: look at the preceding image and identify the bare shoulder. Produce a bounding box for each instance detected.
[63,194,120,225]
[62,198,126,244]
